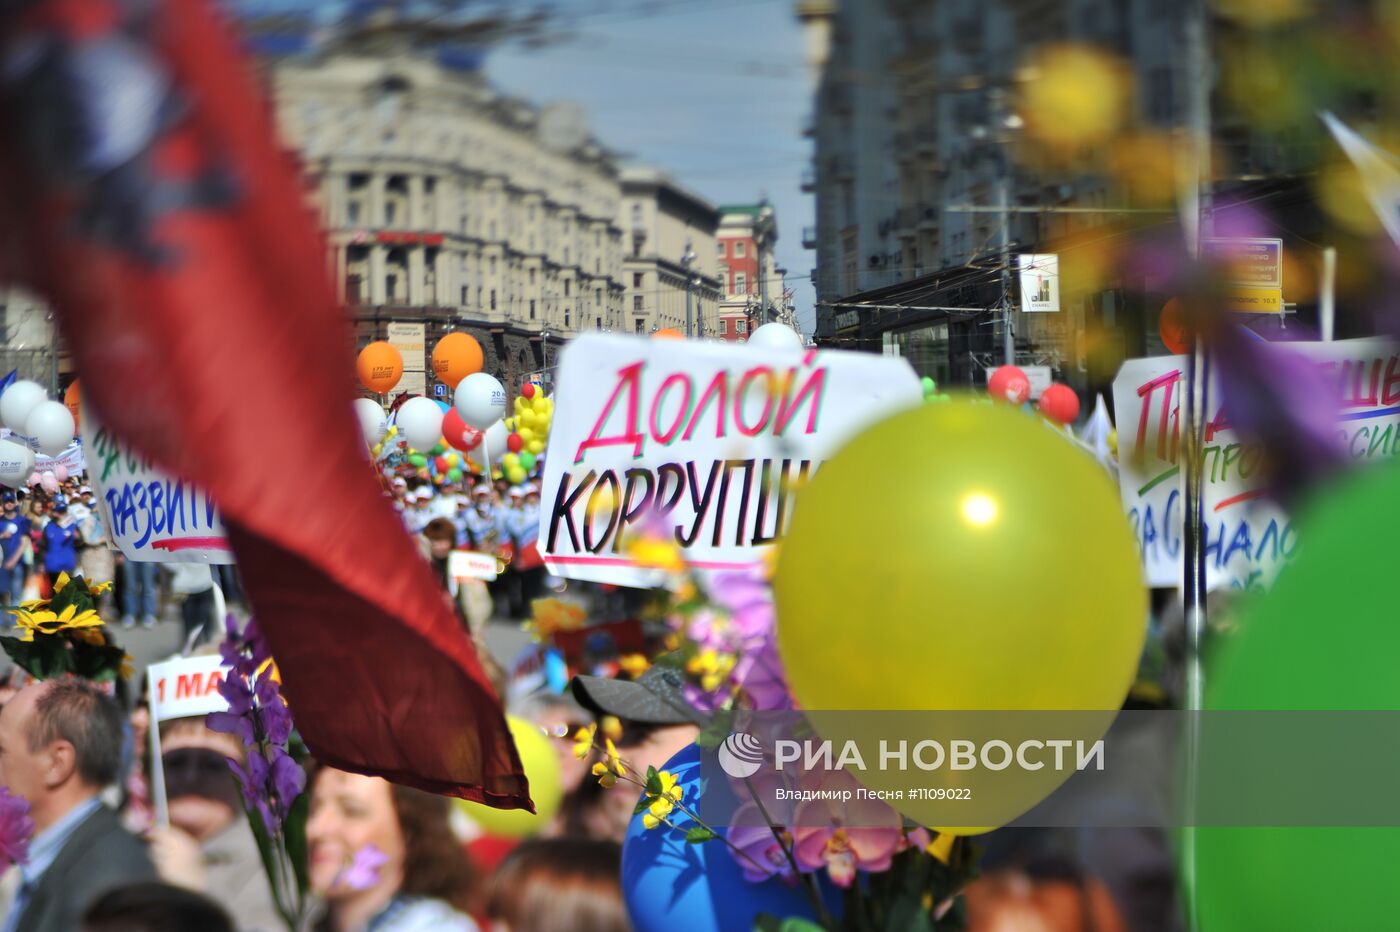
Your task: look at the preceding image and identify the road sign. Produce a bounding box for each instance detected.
[433,383,445,398]
[1204,237,1283,314]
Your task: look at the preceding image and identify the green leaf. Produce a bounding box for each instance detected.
[778,920,826,932]
[684,825,717,844]
[751,915,783,932]
[645,765,661,796]
[695,709,736,750]
[283,787,312,897]
[633,796,652,816]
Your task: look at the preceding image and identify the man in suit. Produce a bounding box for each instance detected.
[0,679,155,932]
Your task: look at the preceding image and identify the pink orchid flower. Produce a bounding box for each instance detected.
[791,772,903,888]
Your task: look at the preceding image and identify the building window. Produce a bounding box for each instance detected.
[529,268,536,285]
[564,280,571,297]
[635,319,644,334]
[737,319,748,334]
[385,202,397,226]
[717,241,726,256]
[347,201,361,225]
[460,285,468,305]
[734,241,746,257]
[633,295,643,311]
[565,310,571,328]
[490,289,497,310]
[596,316,603,330]
[346,274,363,305]
[595,288,602,307]
[490,257,497,274]
[735,273,746,294]
[385,274,399,302]
[633,273,643,287]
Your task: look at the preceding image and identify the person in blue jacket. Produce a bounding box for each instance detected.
[42,497,79,585]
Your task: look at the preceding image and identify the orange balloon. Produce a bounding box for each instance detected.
[1159,298,1193,355]
[63,380,80,429]
[357,341,403,394]
[432,332,484,388]
[653,328,684,340]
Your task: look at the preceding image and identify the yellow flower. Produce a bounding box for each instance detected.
[926,832,955,865]
[618,653,650,677]
[642,769,684,830]
[52,572,70,594]
[527,598,587,639]
[600,715,622,742]
[625,534,685,572]
[89,580,113,596]
[572,724,597,761]
[591,738,626,788]
[686,649,736,693]
[14,604,103,642]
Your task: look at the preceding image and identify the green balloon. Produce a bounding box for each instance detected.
[431,443,446,455]
[1196,467,1400,931]
[447,468,463,482]
[519,451,537,471]
[920,376,936,396]
[407,453,427,468]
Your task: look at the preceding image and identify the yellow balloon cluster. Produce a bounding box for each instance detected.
[370,424,398,461]
[500,387,553,486]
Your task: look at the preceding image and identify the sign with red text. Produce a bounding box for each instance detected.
[541,333,922,586]
[149,654,232,722]
[1113,338,1398,590]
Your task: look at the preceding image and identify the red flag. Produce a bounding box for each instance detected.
[0,0,528,808]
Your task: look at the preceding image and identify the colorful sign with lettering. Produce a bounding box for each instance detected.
[1204,237,1283,314]
[1113,338,1398,589]
[149,654,233,722]
[81,415,233,564]
[540,333,922,586]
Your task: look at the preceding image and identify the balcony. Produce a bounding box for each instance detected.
[802,225,818,250]
[800,167,817,193]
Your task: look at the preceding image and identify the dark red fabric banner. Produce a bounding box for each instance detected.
[0,0,528,808]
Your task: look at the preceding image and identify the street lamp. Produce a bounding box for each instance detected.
[681,241,697,338]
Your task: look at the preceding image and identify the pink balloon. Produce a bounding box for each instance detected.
[40,472,57,494]
[25,471,39,487]
[53,464,69,482]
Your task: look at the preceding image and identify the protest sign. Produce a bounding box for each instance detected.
[146,653,234,827]
[1113,337,1399,590]
[450,549,499,581]
[0,431,85,477]
[540,333,922,586]
[81,416,233,564]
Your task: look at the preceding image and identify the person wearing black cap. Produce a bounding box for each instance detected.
[570,666,702,840]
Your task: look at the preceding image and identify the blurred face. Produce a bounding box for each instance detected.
[428,536,453,560]
[0,684,61,809]
[162,723,243,842]
[306,769,407,899]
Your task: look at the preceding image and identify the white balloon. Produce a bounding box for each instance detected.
[0,440,35,488]
[353,397,387,446]
[482,418,507,457]
[745,322,804,353]
[396,396,444,452]
[454,372,507,429]
[0,380,46,433]
[24,400,75,457]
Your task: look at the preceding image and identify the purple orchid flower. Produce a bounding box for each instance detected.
[335,844,390,892]
[727,801,796,883]
[0,789,34,871]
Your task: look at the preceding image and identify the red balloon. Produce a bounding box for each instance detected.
[442,408,471,451]
[1038,383,1081,425]
[461,426,483,451]
[987,365,1031,405]
[1159,298,1193,355]
[506,432,524,453]
[521,382,536,399]
[434,455,449,473]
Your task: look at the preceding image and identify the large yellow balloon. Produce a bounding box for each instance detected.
[455,716,563,839]
[774,399,1146,830]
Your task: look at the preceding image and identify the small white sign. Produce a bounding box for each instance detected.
[149,655,232,723]
[984,365,1054,400]
[450,550,499,581]
[1018,254,1060,313]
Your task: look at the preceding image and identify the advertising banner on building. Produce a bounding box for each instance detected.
[1018,254,1060,313]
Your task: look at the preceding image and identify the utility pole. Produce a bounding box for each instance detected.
[757,202,772,326]
[681,241,697,338]
[996,146,1014,366]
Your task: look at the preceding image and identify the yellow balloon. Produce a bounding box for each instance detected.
[502,452,519,469]
[455,716,563,839]
[774,399,1146,832]
[518,427,536,444]
[444,453,459,467]
[527,440,545,455]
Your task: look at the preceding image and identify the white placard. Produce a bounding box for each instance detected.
[148,654,233,723]
[540,333,922,587]
[81,416,233,564]
[1112,338,1399,590]
[450,550,499,581]
[1018,254,1060,313]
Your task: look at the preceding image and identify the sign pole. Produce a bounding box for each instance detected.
[146,666,169,827]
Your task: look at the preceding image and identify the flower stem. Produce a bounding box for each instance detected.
[742,773,835,930]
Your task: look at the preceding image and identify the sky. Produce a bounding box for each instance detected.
[484,0,818,332]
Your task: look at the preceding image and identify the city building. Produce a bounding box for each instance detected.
[716,202,784,342]
[0,287,64,390]
[797,0,1389,394]
[269,27,628,392]
[618,167,723,338]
